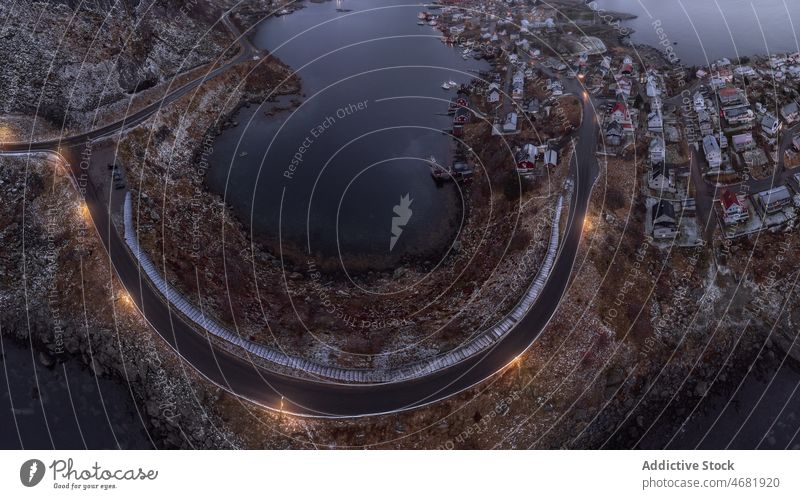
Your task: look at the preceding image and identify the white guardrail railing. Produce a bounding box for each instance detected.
[124,193,564,383]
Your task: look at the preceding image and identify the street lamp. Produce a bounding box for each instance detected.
[80,201,90,220]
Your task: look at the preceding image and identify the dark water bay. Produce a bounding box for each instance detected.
[206,0,488,270]
[595,0,800,66]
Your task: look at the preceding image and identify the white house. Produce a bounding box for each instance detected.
[486,83,500,104]
[757,186,792,215]
[544,149,558,167]
[516,144,539,173]
[512,81,524,100]
[761,113,781,136]
[606,121,624,146]
[649,164,675,192]
[650,137,666,164]
[646,74,661,97]
[703,135,722,170]
[503,112,518,133]
[651,96,663,112]
[449,25,465,35]
[694,92,706,113]
[732,132,756,152]
[648,110,663,133]
[735,65,757,79]
[547,79,563,96]
[781,102,800,124]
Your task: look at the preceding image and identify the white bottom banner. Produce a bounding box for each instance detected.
[0,451,797,498]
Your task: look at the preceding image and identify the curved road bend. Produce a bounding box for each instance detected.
[2,67,599,417]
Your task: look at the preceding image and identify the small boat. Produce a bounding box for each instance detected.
[442,81,453,90]
[417,20,425,25]
[239,151,248,158]
[428,20,437,26]
[447,80,457,87]
[428,156,451,181]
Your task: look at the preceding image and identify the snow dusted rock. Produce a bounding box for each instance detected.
[0,1,227,132]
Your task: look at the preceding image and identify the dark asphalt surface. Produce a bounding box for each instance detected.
[0,47,600,417]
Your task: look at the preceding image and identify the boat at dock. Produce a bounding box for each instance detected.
[428,155,451,181]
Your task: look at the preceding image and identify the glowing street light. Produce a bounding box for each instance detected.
[116,290,133,309]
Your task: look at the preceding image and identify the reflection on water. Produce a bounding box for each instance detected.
[206,0,488,268]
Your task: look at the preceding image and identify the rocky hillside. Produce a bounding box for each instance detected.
[0,0,230,132]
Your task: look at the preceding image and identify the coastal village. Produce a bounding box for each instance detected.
[3,0,800,453]
[420,0,800,249]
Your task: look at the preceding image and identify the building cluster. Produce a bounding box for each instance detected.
[690,55,800,237]
[422,1,800,244]
[421,0,589,178]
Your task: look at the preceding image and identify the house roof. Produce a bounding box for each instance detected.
[762,114,778,125]
[652,200,675,222]
[606,121,623,135]
[648,111,662,121]
[703,135,720,155]
[651,162,669,179]
[720,190,741,210]
[758,186,792,205]
[516,144,538,163]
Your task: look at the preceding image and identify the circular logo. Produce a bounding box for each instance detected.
[20,459,45,487]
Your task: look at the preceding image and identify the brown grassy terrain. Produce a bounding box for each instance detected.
[119,54,563,370]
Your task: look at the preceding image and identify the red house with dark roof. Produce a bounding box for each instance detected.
[610,102,634,133]
[720,190,748,225]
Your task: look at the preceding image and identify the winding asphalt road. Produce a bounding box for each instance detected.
[1,34,600,416]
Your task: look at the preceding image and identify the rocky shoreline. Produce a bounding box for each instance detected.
[116,6,562,370]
